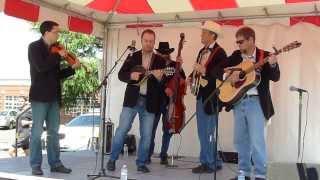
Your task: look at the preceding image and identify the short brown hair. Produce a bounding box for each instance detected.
[40,21,59,36]
[236,26,255,42]
[141,29,156,39]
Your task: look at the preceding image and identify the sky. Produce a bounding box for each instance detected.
[0,13,40,80]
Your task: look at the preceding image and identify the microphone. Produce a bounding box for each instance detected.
[289,86,308,93]
[128,40,136,51]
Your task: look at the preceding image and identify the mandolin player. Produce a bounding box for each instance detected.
[107,29,166,173]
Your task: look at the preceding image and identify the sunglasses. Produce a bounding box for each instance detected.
[236,39,246,44]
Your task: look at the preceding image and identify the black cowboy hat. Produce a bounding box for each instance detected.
[155,42,175,55]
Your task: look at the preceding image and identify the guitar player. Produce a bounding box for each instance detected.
[225,26,280,180]
[107,29,166,173]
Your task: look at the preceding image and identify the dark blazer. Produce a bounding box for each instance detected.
[190,43,227,114]
[118,50,166,113]
[28,38,75,103]
[226,48,280,119]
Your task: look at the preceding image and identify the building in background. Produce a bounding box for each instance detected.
[0,79,100,124]
[0,79,30,112]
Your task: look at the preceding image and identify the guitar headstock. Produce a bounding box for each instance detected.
[164,67,175,76]
[276,41,302,54]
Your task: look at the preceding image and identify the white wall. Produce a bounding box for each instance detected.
[104,22,320,164]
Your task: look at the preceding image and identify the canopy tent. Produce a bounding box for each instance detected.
[1,0,320,163]
[0,0,320,36]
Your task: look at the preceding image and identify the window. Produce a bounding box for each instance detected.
[4,96,25,111]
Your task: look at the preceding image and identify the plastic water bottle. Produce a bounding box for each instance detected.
[123,144,129,157]
[120,164,128,180]
[238,175,245,180]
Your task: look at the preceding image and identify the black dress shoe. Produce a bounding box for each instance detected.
[145,159,151,165]
[137,165,150,173]
[192,164,222,174]
[160,156,168,165]
[107,160,116,171]
[50,165,72,174]
[255,178,265,180]
[32,167,43,175]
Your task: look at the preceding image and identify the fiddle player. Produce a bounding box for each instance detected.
[147,42,186,165]
[187,21,227,173]
[28,20,80,175]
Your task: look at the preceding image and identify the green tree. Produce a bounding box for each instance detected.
[32,23,102,109]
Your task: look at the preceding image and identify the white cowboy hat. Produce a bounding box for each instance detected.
[201,20,222,37]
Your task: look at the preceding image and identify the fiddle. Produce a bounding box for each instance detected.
[50,43,89,73]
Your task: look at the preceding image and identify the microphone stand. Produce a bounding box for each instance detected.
[87,45,136,180]
[179,71,234,180]
[297,90,303,161]
[203,73,234,180]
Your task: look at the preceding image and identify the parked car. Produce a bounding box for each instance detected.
[42,113,101,151]
[0,110,17,129]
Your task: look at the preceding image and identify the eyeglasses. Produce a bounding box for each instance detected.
[236,39,245,44]
[50,30,60,34]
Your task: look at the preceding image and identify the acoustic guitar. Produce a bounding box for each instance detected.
[216,41,301,105]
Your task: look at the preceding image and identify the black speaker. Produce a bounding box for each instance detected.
[268,163,319,180]
[104,121,114,154]
[121,134,136,155]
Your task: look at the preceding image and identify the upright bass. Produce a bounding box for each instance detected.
[165,33,186,134]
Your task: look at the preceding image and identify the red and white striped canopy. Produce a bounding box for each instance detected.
[0,0,319,37]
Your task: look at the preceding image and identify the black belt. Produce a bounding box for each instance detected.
[139,94,147,98]
[243,94,259,99]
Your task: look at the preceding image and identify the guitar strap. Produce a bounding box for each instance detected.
[256,49,265,72]
[204,47,221,68]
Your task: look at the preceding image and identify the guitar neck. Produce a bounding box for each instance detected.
[243,51,282,74]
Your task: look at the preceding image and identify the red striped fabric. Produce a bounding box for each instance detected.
[190,0,238,10]
[87,0,116,12]
[290,16,320,26]
[117,0,153,14]
[87,0,154,13]
[68,16,93,34]
[4,0,39,22]
[216,19,244,26]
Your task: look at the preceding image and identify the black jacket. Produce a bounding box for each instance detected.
[190,43,227,114]
[226,48,280,119]
[118,50,166,113]
[28,38,75,103]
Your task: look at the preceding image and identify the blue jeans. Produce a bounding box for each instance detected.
[233,96,267,178]
[109,97,155,167]
[149,103,172,160]
[30,101,62,168]
[196,98,222,169]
